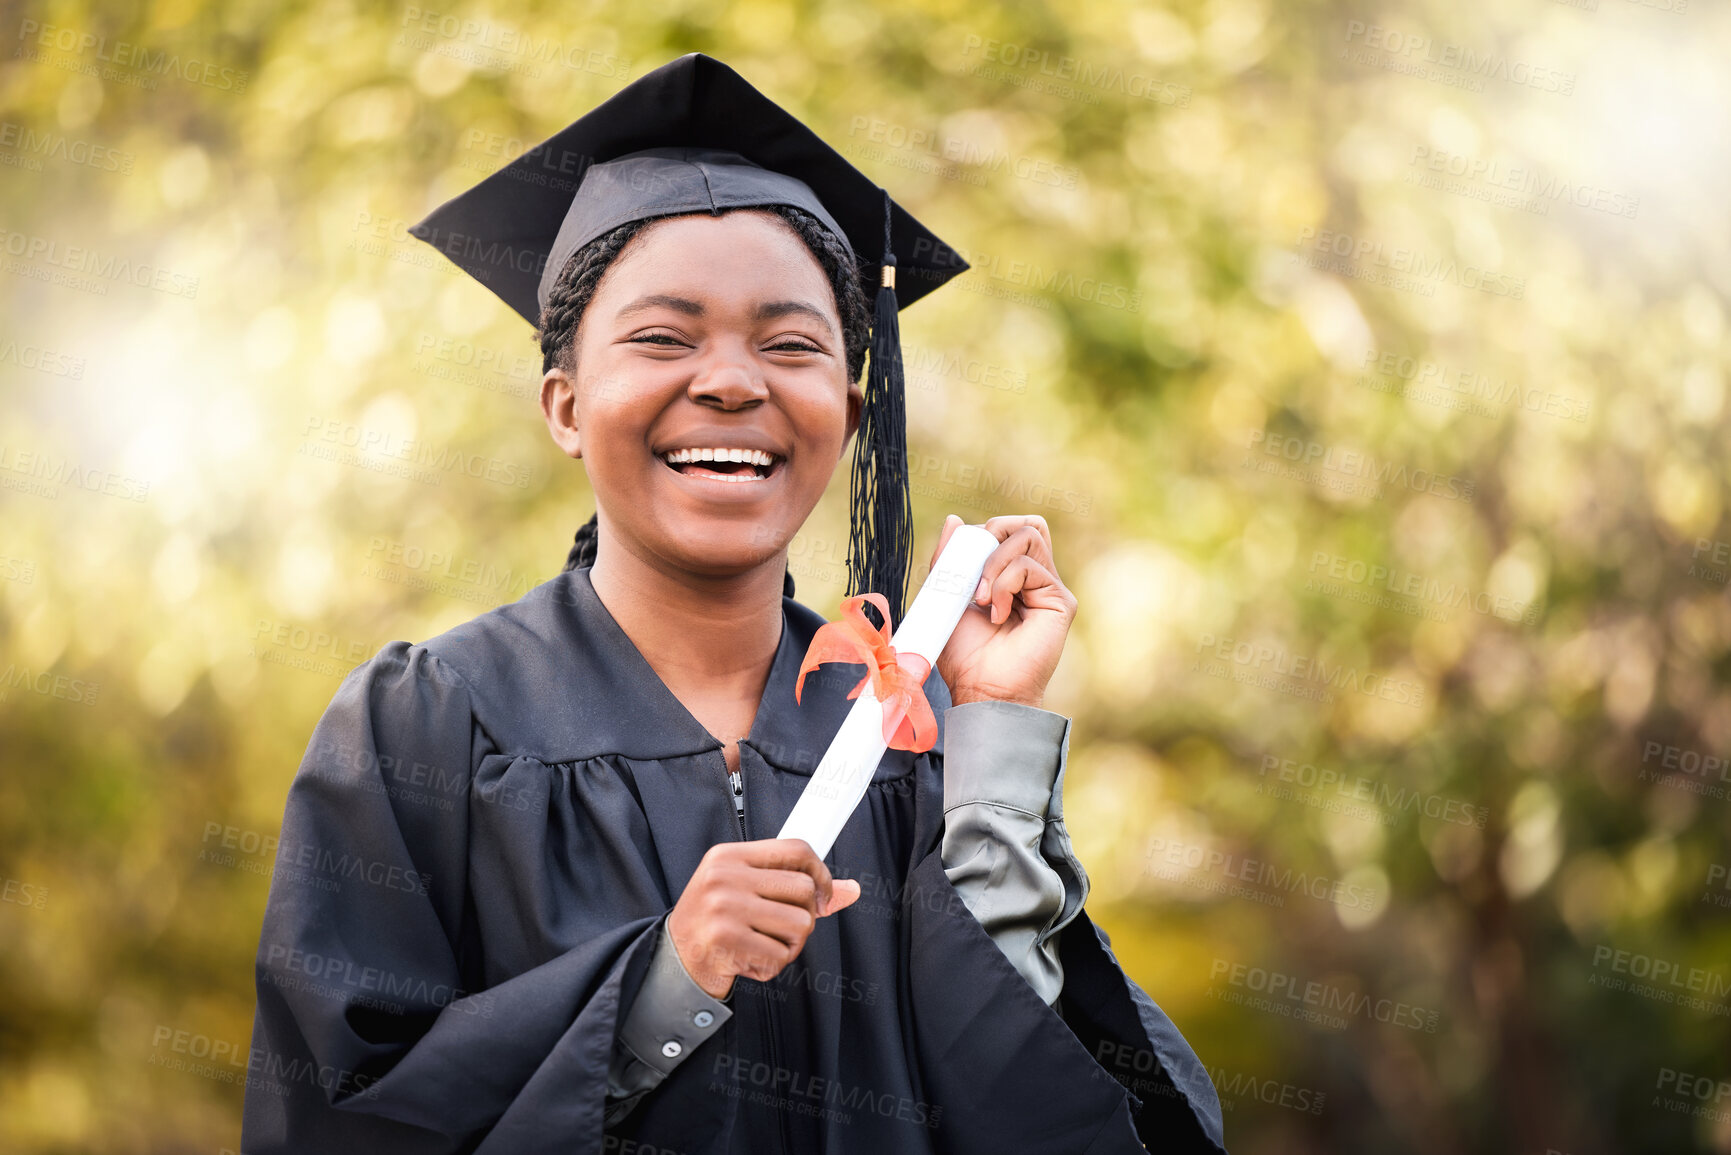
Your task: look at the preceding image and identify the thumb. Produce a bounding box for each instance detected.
[928,514,962,569]
[819,878,861,917]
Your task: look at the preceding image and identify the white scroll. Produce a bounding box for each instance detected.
[777,524,1000,860]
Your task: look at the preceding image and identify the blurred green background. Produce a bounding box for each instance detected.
[3,0,1730,1151]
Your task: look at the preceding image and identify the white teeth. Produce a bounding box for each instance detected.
[662,447,777,466]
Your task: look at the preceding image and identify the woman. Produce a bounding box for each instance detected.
[242,54,1224,1155]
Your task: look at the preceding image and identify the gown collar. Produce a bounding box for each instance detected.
[508,566,947,771]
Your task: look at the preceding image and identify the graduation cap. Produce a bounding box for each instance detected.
[409,53,969,626]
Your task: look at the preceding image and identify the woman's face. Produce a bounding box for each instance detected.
[541,211,862,580]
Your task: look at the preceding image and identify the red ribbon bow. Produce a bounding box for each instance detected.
[794,593,937,753]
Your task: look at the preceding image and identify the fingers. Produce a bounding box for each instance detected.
[743,893,818,947]
[929,513,962,569]
[758,841,837,914]
[725,930,804,983]
[736,865,860,921]
[932,514,1065,615]
[979,554,1075,625]
[980,515,1055,565]
[962,520,1058,598]
[967,524,1073,625]
[739,864,819,911]
[674,840,870,994]
[734,838,835,912]
[823,878,862,915]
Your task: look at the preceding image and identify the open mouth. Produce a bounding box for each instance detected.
[660,447,786,483]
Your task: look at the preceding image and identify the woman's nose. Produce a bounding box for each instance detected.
[689,355,769,409]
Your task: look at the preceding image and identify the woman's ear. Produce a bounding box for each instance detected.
[841,378,863,456]
[540,367,584,459]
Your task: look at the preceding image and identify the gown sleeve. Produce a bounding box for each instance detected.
[938,700,1089,1006]
[599,698,1089,1120]
[910,703,1229,1153]
[602,915,732,1125]
[241,642,670,1155]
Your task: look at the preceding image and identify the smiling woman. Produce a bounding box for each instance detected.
[541,204,871,592]
[240,53,1224,1155]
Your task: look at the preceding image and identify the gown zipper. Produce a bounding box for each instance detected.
[728,764,747,842]
[725,748,790,1155]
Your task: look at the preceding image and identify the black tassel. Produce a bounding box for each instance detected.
[846,190,913,630]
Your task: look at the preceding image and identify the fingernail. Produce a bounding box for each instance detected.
[975,577,989,602]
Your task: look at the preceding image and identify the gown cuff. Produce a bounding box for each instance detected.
[605,915,732,1116]
[939,700,1092,1008]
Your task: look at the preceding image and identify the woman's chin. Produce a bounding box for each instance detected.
[652,523,795,581]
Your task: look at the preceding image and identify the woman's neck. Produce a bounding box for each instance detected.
[587,536,785,724]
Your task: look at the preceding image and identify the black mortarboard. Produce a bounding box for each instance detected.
[409,53,969,625]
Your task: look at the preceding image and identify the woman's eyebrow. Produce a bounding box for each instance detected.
[615,293,705,319]
[753,300,836,336]
[613,294,835,337]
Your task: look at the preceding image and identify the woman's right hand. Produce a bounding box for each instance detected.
[666,838,862,999]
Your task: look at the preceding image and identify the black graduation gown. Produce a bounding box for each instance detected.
[241,567,1226,1154]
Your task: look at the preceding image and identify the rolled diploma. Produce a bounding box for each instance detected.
[777,524,1001,860]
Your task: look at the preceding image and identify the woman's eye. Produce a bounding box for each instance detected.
[630,333,685,347]
[768,340,822,353]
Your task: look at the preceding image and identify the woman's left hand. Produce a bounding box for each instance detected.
[931,514,1078,709]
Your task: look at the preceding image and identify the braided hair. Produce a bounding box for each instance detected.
[539,205,872,600]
